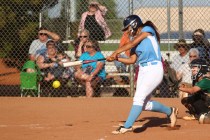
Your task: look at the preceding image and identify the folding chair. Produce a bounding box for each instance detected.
[20,60,42,97]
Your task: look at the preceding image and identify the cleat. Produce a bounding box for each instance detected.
[182,115,196,121]
[169,107,178,127]
[199,112,210,124]
[112,126,133,134]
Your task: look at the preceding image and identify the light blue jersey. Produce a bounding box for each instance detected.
[134,26,162,65]
[80,52,106,80]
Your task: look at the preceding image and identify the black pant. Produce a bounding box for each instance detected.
[181,92,210,118]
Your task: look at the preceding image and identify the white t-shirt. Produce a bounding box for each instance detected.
[170,53,190,72]
[177,63,192,84]
[28,39,50,58]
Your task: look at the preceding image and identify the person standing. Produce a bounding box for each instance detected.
[190,29,210,63]
[29,27,60,61]
[107,15,178,134]
[176,48,200,99]
[114,30,131,73]
[78,1,111,41]
[170,39,190,72]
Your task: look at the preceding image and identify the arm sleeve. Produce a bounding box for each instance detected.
[29,41,36,55]
[195,78,210,92]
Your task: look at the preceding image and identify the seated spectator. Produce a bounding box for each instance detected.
[74,40,106,97]
[44,51,73,81]
[114,31,131,73]
[179,59,210,123]
[71,29,92,60]
[36,40,64,81]
[190,28,210,63]
[176,48,200,98]
[29,27,60,61]
[170,39,190,71]
[78,1,111,41]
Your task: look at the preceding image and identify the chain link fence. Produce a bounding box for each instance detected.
[0,0,210,97]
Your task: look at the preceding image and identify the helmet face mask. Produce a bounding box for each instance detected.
[190,59,208,81]
[190,65,202,81]
[122,15,143,34]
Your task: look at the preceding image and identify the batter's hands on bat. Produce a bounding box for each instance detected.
[106,52,118,62]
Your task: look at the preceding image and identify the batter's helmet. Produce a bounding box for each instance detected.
[190,59,208,81]
[122,15,143,32]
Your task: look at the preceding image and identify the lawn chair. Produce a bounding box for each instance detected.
[20,60,42,97]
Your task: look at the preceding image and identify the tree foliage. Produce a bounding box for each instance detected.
[0,0,117,67]
[0,0,58,64]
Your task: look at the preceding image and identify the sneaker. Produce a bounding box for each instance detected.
[182,115,196,121]
[112,126,133,134]
[169,107,178,127]
[199,112,210,124]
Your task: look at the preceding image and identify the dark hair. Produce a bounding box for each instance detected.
[142,21,160,43]
[193,28,205,37]
[57,51,65,56]
[86,40,101,51]
[46,40,56,47]
[38,26,47,31]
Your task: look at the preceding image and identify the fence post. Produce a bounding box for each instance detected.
[179,0,184,39]
[128,0,135,97]
[39,12,42,28]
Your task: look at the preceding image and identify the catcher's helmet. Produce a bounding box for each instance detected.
[190,59,208,81]
[122,15,143,32]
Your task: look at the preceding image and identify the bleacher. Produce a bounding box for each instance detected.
[64,50,178,96]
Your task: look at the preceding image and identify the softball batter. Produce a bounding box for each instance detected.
[107,15,178,134]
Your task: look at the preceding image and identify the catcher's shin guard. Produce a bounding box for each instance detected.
[181,97,197,117]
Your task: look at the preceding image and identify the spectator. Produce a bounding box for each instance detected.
[72,29,91,60]
[170,39,190,72]
[36,40,63,81]
[44,51,72,81]
[114,30,131,73]
[74,40,106,97]
[57,51,74,79]
[179,59,210,123]
[29,27,60,61]
[78,1,111,41]
[176,48,200,98]
[190,28,210,63]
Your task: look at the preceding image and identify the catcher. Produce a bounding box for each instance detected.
[179,59,210,124]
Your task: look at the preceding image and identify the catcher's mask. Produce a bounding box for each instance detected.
[190,59,208,82]
[122,15,143,34]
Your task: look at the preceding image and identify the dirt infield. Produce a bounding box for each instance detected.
[0,59,20,85]
[0,97,209,140]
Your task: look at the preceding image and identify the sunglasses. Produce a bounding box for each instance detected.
[189,55,197,58]
[39,33,47,36]
[79,36,88,38]
[177,46,185,48]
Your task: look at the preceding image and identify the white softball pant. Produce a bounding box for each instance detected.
[133,61,163,110]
